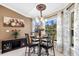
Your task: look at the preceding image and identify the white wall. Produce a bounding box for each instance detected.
[63,9,71,56]
[57,12,63,53]
[74,3,79,56]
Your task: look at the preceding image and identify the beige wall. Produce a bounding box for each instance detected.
[0,5,32,41]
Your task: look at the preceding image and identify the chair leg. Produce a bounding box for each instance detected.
[46,49,49,56]
[33,47,35,54]
[38,46,42,56]
[52,41,55,56]
[28,47,31,56]
[52,46,55,56]
[25,46,27,56]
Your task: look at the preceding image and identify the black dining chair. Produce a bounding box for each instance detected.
[25,33,39,56]
[41,36,55,56]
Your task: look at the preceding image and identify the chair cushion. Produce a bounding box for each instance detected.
[27,42,39,47]
[41,43,53,49]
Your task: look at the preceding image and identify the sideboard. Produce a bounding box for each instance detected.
[0,38,27,53]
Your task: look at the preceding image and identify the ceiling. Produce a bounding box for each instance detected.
[1,3,68,18]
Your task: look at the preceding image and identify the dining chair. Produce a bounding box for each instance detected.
[41,36,55,56]
[25,33,39,56]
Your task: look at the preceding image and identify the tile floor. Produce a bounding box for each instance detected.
[0,42,64,56]
[0,47,63,56]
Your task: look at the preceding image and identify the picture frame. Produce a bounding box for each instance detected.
[3,16,25,27]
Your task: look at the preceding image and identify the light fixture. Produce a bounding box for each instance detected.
[36,4,46,21]
[35,4,47,37]
[36,4,46,30]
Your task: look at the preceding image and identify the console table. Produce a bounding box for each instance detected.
[1,38,27,53]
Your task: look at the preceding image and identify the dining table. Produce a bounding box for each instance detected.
[30,35,49,56]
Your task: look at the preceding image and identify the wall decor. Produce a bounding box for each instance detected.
[3,16,25,27]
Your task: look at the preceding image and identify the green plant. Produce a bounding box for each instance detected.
[12,29,20,39]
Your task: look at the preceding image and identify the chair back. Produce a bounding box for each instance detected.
[25,33,31,45]
[42,36,52,47]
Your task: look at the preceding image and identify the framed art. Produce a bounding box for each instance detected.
[3,16,24,27]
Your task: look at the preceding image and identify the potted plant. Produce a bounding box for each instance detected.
[12,29,20,39]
